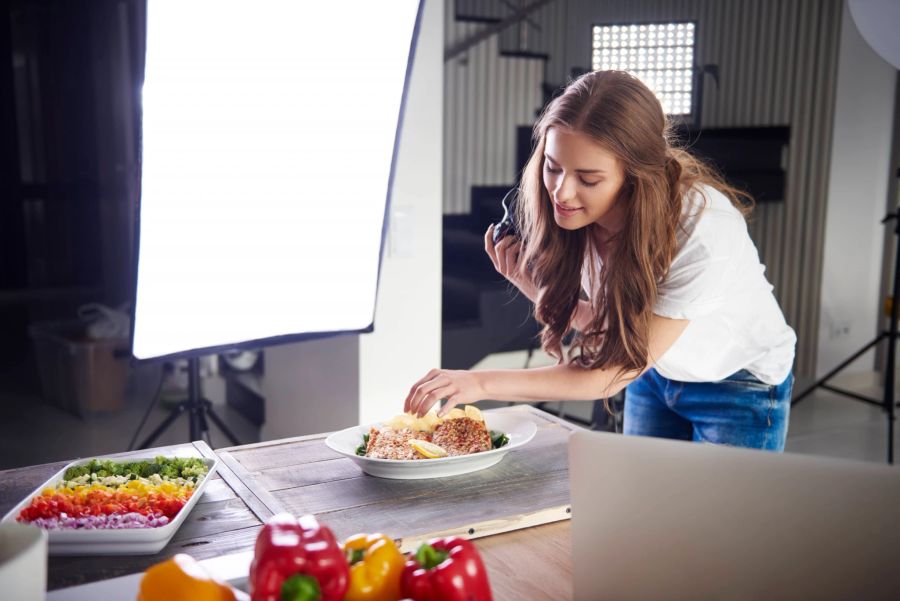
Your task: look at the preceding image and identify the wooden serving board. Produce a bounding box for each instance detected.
[216,405,579,551]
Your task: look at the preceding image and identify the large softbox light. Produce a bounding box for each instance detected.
[131,1,423,361]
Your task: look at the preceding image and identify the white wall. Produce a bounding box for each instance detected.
[359,0,443,424]
[262,335,359,439]
[816,2,897,377]
[262,0,443,438]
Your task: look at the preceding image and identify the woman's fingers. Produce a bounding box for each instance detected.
[412,387,450,417]
[403,369,482,417]
[436,395,461,418]
[406,370,448,415]
[485,222,525,281]
[495,237,517,275]
[409,377,456,417]
[484,225,499,270]
[404,368,441,413]
[507,242,521,277]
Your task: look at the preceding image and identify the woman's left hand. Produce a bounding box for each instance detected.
[404,369,486,417]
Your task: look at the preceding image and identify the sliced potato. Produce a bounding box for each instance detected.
[419,411,443,431]
[464,405,484,422]
[445,407,466,420]
[385,413,416,430]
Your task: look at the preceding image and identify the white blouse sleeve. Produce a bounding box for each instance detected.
[654,207,744,321]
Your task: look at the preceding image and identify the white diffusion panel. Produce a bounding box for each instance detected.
[133,1,421,360]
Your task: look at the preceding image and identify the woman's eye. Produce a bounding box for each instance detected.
[544,164,561,173]
[580,179,600,187]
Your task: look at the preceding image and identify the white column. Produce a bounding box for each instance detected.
[359,0,444,424]
[817,2,897,377]
[263,0,444,438]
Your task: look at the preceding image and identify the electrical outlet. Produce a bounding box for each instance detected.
[829,321,851,340]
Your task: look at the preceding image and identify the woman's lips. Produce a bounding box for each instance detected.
[554,202,582,217]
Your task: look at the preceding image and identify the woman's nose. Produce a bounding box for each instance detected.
[554,174,577,203]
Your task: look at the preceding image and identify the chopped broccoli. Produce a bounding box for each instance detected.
[141,462,161,477]
[63,464,91,480]
[181,463,207,479]
[61,456,209,483]
[159,464,180,479]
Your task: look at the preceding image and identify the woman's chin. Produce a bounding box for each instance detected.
[553,215,587,230]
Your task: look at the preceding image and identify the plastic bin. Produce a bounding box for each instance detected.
[29,320,129,416]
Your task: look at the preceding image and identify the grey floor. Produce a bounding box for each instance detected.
[0,362,261,471]
[0,358,897,470]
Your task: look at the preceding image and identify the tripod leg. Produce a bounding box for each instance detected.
[196,404,212,446]
[883,211,900,464]
[791,334,885,406]
[890,406,895,464]
[203,401,241,446]
[138,404,186,449]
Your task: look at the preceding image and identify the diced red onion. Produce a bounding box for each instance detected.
[26,512,170,530]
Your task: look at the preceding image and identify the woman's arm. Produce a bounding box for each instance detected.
[405,314,690,416]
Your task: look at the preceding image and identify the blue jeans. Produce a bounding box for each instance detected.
[623,368,793,451]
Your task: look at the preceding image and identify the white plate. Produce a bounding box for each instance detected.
[1,453,218,556]
[325,412,537,479]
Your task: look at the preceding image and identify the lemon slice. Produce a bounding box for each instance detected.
[408,440,448,459]
[464,405,484,422]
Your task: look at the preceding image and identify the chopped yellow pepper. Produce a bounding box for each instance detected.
[342,533,405,601]
[137,553,237,601]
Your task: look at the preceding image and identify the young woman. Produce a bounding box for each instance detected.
[405,70,796,451]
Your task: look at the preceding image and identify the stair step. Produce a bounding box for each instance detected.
[499,50,550,61]
[454,0,505,26]
[455,14,503,24]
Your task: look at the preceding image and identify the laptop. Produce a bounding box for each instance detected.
[569,431,900,601]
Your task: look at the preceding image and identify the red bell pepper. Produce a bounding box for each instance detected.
[249,513,349,601]
[400,537,493,601]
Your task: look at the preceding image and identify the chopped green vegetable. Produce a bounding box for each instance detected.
[62,464,90,479]
[490,431,509,449]
[63,456,209,482]
[355,433,370,457]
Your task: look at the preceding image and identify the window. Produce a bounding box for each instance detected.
[592,22,696,116]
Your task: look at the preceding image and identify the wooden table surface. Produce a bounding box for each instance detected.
[0,405,578,597]
[477,520,573,600]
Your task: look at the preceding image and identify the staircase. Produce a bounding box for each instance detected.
[442,184,540,369]
[441,1,558,369]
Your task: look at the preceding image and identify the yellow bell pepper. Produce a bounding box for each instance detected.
[137,553,237,601]
[342,533,405,601]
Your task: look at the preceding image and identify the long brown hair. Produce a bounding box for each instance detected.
[517,70,751,394]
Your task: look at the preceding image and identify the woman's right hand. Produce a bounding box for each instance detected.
[485,224,538,302]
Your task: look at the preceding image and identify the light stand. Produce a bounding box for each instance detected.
[137,357,240,449]
[791,209,900,464]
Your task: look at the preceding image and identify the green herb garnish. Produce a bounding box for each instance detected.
[355,433,371,456]
[490,430,510,449]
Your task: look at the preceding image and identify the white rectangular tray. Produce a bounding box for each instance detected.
[1,452,218,555]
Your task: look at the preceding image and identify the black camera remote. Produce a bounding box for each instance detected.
[492,188,519,244]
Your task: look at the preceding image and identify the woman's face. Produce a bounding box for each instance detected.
[542,127,627,233]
